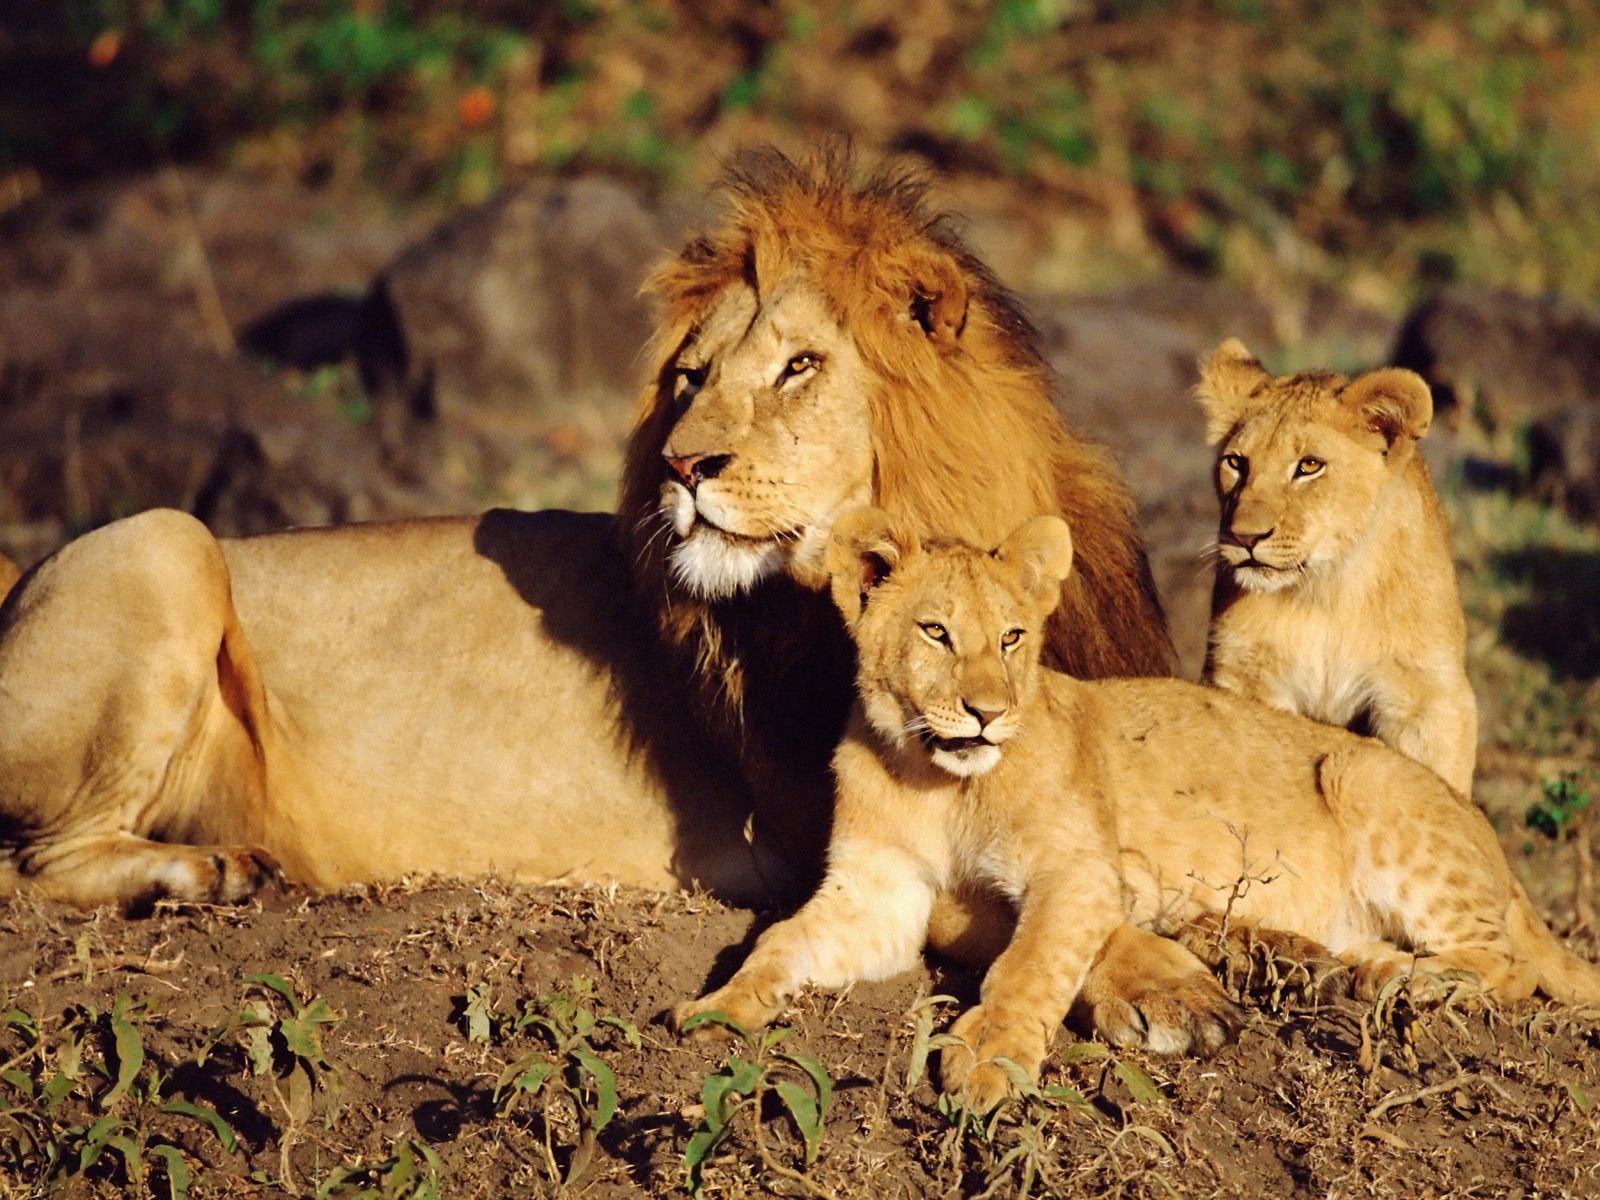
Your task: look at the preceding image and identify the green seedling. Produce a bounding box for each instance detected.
[471,977,640,1188]
[0,994,239,1199]
[314,1136,445,1200]
[679,1012,833,1197]
[204,972,343,1190]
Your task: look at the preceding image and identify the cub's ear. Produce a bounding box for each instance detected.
[1340,367,1433,448]
[826,508,918,625]
[907,252,969,345]
[1196,337,1269,445]
[995,515,1074,612]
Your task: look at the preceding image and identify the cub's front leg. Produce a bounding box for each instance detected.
[673,839,936,1036]
[940,860,1126,1112]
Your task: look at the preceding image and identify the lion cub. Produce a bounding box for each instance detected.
[1197,339,1477,795]
[674,509,1600,1111]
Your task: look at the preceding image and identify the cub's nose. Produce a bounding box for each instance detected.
[963,700,1008,730]
[1225,525,1274,550]
[664,452,733,490]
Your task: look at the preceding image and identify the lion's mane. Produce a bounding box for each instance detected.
[618,147,1171,784]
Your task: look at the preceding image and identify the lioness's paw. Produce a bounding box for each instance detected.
[938,1005,1045,1112]
[1086,969,1242,1056]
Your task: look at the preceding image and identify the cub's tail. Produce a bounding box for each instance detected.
[1510,880,1600,1006]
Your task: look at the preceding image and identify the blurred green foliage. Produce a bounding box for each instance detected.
[2,1,1598,296]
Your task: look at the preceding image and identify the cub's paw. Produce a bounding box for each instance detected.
[938,1004,1046,1113]
[1076,930,1243,1056]
[670,983,782,1043]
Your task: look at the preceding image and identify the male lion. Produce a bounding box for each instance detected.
[675,508,1600,1111]
[1197,339,1477,794]
[0,148,1203,1047]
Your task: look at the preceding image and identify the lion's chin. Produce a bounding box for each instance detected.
[668,529,786,601]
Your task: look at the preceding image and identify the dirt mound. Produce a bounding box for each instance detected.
[3,879,1598,1197]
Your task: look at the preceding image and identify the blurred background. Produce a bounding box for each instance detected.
[0,1,1595,833]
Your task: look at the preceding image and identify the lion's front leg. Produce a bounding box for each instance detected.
[940,864,1125,1112]
[673,840,935,1036]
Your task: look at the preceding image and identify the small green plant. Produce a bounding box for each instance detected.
[1526,771,1595,840]
[464,977,639,1188]
[313,1136,444,1200]
[0,994,239,1199]
[679,1012,833,1197]
[204,972,343,1190]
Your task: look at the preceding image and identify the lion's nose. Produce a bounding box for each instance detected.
[664,452,732,490]
[963,700,1007,730]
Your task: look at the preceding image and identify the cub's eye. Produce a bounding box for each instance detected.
[777,353,821,385]
[919,622,950,647]
[1294,456,1325,478]
[1000,628,1024,650]
[1221,452,1247,474]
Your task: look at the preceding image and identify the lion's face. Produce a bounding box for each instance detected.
[655,277,875,601]
[826,511,1073,779]
[1197,340,1434,595]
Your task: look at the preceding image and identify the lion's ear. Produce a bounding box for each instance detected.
[995,515,1074,612]
[1196,337,1269,445]
[1341,367,1433,449]
[908,254,969,345]
[827,508,917,625]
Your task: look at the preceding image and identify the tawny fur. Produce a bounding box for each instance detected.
[0,552,20,601]
[676,510,1600,1112]
[1198,339,1477,795]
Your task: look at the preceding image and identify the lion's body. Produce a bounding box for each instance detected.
[1197,341,1476,794]
[0,508,767,907]
[0,149,1173,917]
[678,511,1600,1110]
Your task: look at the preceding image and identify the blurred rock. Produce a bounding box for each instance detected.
[1393,287,1600,520]
[0,169,464,567]
[1029,291,1218,677]
[359,176,688,420]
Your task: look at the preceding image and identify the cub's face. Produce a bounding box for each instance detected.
[655,278,875,601]
[828,512,1072,779]
[1212,409,1390,592]
[1196,340,1434,595]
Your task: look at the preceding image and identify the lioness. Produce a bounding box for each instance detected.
[1197,339,1477,795]
[0,148,1221,1054]
[675,508,1600,1111]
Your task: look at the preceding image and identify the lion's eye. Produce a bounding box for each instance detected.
[674,365,707,401]
[777,353,821,385]
[1000,628,1023,650]
[1295,456,1325,478]
[1221,452,1247,474]
[919,622,950,647]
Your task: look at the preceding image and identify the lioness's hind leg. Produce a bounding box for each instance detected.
[0,510,275,910]
[1073,924,1243,1055]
